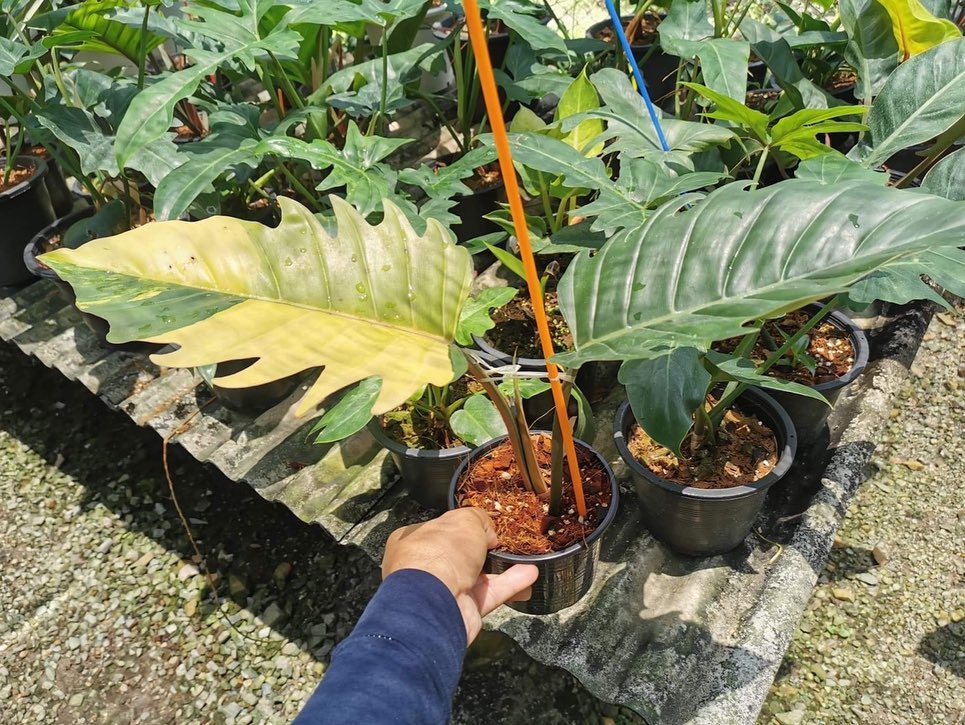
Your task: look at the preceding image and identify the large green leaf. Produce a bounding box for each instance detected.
[554,180,965,367]
[839,0,900,100]
[555,68,604,155]
[619,347,712,457]
[920,147,965,199]
[863,38,965,167]
[875,0,960,60]
[481,0,567,54]
[41,197,472,418]
[704,352,830,404]
[697,38,750,103]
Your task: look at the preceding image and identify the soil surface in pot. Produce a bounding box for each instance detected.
[485,290,571,358]
[746,88,782,111]
[593,14,661,45]
[714,310,855,386]
[826,69,857,92]
[0,164,35,192]
[628,401,778,489]
[431,156,502,194]
[456,433,612,555]
[34,231,65,270]
[380,376,480,449]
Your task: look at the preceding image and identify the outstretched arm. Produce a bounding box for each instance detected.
[294,508,538,725]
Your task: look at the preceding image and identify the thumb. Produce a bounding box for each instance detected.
[471,564,539,617]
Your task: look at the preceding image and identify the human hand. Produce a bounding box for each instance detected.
[382,508,538,644]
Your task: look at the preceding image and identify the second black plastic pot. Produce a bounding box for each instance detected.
[203,359,305,414]
[23,207,160,353]
[369,419,471,511]
[614,388,797,557]
[0,156,56,286]
[586,15,677,107]
[448,433,620,614]
[761,305,869,449]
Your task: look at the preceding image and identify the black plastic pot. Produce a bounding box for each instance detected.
[29,148,74,218]
[586,15,677,107]
[614,387,797,557]
[23,207,160,353]
[206,359,304,413]
[437,153,505,244]
[0,156,56,286]
[368,419,471,511]
[761,305,869,448]
[448,433,620,614]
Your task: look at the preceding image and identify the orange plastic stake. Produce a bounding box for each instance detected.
[461,0,587,519]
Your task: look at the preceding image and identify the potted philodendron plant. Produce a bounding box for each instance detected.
[0,127,56,286]
[553,178,965,556]
[39,195,619,613]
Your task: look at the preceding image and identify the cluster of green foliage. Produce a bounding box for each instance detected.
[20,0,965,499]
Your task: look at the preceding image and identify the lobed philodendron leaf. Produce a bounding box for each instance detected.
[455,286,518,346]
[795,153,889,184]
[863,38,965,168]
[554,180,965,368]
[40,197,472,419]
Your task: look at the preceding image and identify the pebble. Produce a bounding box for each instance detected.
[831,587,855,602]
[178,563,200,581]
[853,572,879,586]
[872,543,890,566]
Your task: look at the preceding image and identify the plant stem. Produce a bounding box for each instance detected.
[708,297,839,427]
[538,171,554,231]
[464,354,546,494]
[276,164,321,211]
[750,144,771,189]
[548,379,574,517]
[371,26,390,136]
[417,91,466,153]
[137,4,151,90]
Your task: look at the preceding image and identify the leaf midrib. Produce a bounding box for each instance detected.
[73,266,452,345]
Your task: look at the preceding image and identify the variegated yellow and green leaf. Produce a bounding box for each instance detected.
[41,197,472,418]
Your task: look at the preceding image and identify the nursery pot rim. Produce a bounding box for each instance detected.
[803,304,870,393]
[367,417,472,460]
[23,206,97,280]
[613,387,797,501]
[446,430,620,563]
[0,155,47,202]
[471,333,549,371]
[585,13,665,46]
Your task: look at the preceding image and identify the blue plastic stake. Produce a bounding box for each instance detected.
[603,0,671,152]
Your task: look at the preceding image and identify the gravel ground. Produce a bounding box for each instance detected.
[1,303,960,725]
[0,342,629,724]
[759,303,965,725]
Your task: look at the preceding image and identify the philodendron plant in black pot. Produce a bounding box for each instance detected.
[39,195,619,614]
[554,178,965,556]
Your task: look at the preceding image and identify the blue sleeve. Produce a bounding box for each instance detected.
[293,568,467,725]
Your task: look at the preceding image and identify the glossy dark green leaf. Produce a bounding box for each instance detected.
[555,180,965,367]
[310,377,382,443]
[620,347,711,456]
